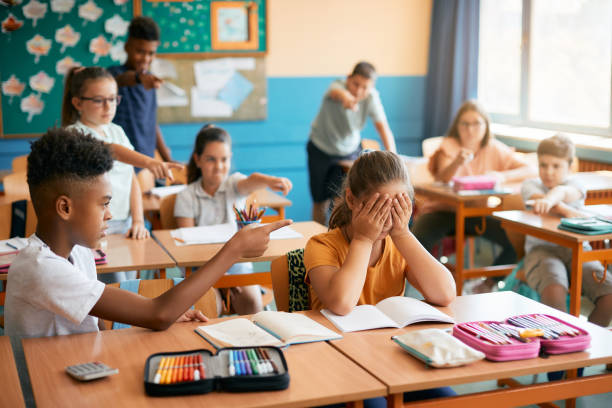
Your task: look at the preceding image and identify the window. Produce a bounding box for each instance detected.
[478,0,612,136]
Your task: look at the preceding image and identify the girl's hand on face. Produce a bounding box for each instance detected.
[126,222,150,240]
[268,177,293,195]
[352,193,392,244]
[389,192,412,238]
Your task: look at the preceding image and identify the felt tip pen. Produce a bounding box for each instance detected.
[153,357,167,384]
[229,350,235,376]
[6,242,18,250]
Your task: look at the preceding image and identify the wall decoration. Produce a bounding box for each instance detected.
[1,12,23,33]
[23,0,47,27]
[55,24,80,52]
[2,75,25,103]
[51,0,75,20]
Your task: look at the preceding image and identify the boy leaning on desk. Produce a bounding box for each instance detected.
[520,133,612,329]
[4,128,291,339]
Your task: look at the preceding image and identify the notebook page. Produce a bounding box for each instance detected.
[252,311,341,343]
[196,318,282,347]
[375,296,455,327]
[321,305,399,333]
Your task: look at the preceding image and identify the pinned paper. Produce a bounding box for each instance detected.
[2,75,25,103]
[105,14,128,40]
[56,56,82,75]
[55,25,80,53]
[51,0,75,20]
[78,0,102,25]
[23,0,48,27]
[191,87,232,117]
[26,34,52,63]
[109,40,127,63]
[20,93,44,122]
[89,35,111,63]
[29,71,55,95]
[1,13,23,33]
[151,58,178,79]
[218,71,253,110]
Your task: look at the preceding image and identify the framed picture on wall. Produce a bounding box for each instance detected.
[211,1,259,50]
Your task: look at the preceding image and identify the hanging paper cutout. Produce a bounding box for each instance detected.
[26,34,51,63]
[78,0,102,26]
[2,13,24,33]
[56,56,82,75]
[113,0,129,5]
[89,35,111,63]
[105,14,128,40]
[21,93,44,122]
[0,1,23,6]
[51,0,75,21]
[55,24,80,53]
[29,71,55,95]
[2,75,25,103]
[110,40,127,63]
[23,0,48,27]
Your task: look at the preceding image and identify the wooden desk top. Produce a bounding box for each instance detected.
[323,292,612,394]
[493,208,612,244]
[96,233,176,274]
[22,320,385,408]
[153,221,326,268]
[143,188,292,213]
[0,336,25,408]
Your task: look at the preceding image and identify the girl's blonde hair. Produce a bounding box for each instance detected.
[61,66,115,127]
[328,150,414,230]
[446,100,492,148]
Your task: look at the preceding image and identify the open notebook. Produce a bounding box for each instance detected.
[195,311,342,349]
[321,296,455,333]
[171,223,302,245]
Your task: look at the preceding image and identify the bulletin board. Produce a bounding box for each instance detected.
[154,56,266,123]
[0,0,134,139]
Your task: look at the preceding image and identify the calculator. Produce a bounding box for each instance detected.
[66,362,119,381]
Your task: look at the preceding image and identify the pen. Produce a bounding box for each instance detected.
[6,242,18,250]
[229,350,235,376]
[173,236,185,244]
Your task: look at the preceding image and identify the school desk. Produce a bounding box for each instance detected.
[310,291,612,408]
[143,189,293,228]
[493,206,612,317]
[152,221,326,288]
[96,233,176,278]
[0,336,25,408]
[21,318,386,408]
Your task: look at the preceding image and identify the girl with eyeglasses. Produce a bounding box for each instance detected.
[61,67,181,282]
[412,100,535,293]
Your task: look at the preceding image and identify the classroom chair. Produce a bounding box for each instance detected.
[159,193,179,229]
[3,171,29,198]
[270,249,310,313]
[421,136,443,158]
[102,278,218,330]
[137,168,156,194]
[11,155,27,173]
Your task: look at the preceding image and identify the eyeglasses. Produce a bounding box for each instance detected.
[458,121,485,129]
[80,95,122,106]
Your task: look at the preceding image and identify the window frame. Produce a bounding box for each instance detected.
[480,0,612,137]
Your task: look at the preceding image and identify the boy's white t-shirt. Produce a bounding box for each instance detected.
[5,235,105,338]
[68,121,134,221]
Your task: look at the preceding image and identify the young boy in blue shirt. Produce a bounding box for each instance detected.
[307,62,397,225]
[4,127,290,339]
[521,134,612,328]
[108,16,171,163]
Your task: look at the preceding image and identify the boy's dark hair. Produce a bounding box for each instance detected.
[537,133,575,164]
[28,127,113,211]
[128,16,160,41]
[186,124,232,184]
[329,150,414,229]
[350,61,377,80]
[61,66,115,127]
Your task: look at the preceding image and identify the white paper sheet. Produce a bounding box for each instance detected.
[171,224,303,245]
[156,82,188,107]
[190,87,233,117]
[149,184,186,198]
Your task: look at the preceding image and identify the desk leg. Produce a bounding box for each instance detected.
[386,393,403,408]
[455,203,466,296]
[346,401,364,408]
[569,244,583,317]
[159,268,166,279]
[565,369,578,408]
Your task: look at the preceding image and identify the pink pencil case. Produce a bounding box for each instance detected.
[452,175,497,191]
[453,314,591,361]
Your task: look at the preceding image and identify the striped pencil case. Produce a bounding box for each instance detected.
[144,347,289,396]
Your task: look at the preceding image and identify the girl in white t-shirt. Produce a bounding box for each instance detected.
[174,125,292,315]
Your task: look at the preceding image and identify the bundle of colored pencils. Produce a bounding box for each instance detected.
[233,203,266,223]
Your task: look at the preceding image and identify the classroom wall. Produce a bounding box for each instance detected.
[0,0,433,222]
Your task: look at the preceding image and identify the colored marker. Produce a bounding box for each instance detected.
[247,349,259,375]
[153,357,166,384]
[261,348,278,374]
[228,350,235,376]
[241,350,252,375]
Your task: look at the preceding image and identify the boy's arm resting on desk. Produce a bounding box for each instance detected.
[90,219,292,330]
[237,172,293,196]
[526,184,583,215]
[127,173,150,239]
[389,193,456,306]
[109,143,182,181]
[374,121,397,153]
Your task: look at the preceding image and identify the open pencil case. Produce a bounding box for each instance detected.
[144,346,289,396]
[453,314,590,362]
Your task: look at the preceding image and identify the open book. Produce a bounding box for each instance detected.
[321,296,454,333]
[195,311,342,349]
